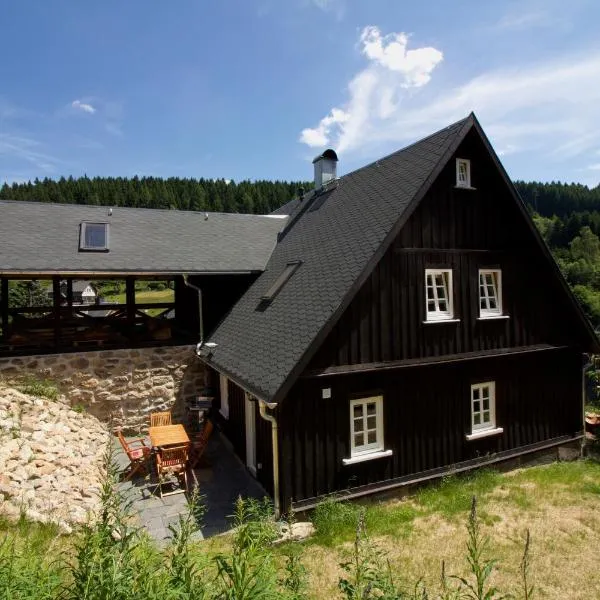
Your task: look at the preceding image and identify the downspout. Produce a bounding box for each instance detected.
[258,399,280,519]
[183,275,204,353]
[582,353,594,456]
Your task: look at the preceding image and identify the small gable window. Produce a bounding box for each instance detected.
[478,269,502,318]
[342,396,392,465]
[456,158,471,188]
[425,269,454,321]
[80,222,109,251]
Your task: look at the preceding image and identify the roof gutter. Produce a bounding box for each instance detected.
[183,274,204,352]
[258,399,280,519]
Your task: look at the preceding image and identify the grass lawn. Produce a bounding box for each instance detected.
[103,288,174,316]
[287,459,600,599]
[3,459,600,599]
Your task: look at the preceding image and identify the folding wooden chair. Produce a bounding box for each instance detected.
[116,430,151,481]
[156,445,188,497]
[189,419,214,469]
[150,411,172,427]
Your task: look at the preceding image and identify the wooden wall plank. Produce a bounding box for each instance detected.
[281,348,582,504]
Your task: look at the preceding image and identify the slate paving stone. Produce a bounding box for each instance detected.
[116,432,267,542]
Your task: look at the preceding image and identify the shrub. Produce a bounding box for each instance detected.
[18,376,59,401]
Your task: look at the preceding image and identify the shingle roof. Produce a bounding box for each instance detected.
[205,115,475,402]
[0,202,286,274]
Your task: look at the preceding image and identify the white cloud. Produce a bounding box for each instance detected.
[299,26,443,151]
[299,25,600,176]
[496,10,554,30]
[71,99,96,114]
[587,163,600,171]
[359,27,443,88]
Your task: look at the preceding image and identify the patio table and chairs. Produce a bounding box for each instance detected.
[117,410,214,496]
[149,414,191,497]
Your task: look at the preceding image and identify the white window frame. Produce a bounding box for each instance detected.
[470,382,496,434]
[456,158,471,188]
[425,269,454,321]
[349,396,384,457]
[478,269,503,318]
[219,374,229,419]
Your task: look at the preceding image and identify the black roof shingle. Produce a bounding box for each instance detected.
[205,115,475,402]
[0,202,286,274]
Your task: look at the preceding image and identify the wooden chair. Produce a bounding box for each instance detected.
[189,419,214,469]
[156,445,188,497]
[116,430,151,481]
[150,411,172,427]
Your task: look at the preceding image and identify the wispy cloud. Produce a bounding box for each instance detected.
[495,10,554,30]
[308,0,345,20]
[71,99,96,114]
[299,25,600,174]
[299,26,443,152]
[0,133,60,173]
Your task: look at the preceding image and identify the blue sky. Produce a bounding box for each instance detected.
[1,0,599,186]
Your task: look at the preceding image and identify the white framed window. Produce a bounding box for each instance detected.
[219,374,229,419]
[350,396,384,457]
[471,382,495,433]
[425,269,454,321]
[478,270,502,318]
[456,158,471,188]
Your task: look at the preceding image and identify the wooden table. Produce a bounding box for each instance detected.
[149,424,190,449]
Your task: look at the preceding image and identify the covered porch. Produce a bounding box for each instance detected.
[0,272,253,357]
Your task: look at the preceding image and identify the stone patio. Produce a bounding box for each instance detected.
[115,432,267,542]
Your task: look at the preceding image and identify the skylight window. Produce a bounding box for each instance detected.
[79,222,109,251]
[261,261,302,302]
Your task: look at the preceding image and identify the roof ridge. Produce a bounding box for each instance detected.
[0,199,280,219]
[336,114,473,183]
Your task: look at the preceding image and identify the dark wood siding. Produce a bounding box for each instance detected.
[280,348,582,506]
[219,378,273,492]
[225,379,246,462]
[175,274,257,341]
[308,131,589,371]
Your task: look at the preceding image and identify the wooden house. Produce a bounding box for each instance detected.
[201,113,600,514]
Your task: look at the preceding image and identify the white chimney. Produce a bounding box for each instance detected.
[312,149,338,189]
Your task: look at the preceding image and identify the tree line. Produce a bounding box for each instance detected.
[3,176,600,326]
[0,176,311,214]
[515,181,600,327]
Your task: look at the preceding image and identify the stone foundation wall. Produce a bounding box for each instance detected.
[0,345,207,432]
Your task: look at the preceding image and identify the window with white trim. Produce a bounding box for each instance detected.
[219,374,229,419]
[350,396,384,457]
[478,270,502,317]
[456,158,471,188]
[425,269,454,321]
[471,382,496,433]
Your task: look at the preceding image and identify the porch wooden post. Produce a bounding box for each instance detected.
[126,277,136,332]
[52,276,61,350]
[66,279,73,309]
[0,278,8,342]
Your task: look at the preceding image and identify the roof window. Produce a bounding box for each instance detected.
[261,261,302,303]
[79,222,109,251]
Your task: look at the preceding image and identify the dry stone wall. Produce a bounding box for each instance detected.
[0,384,108,530]
[0,345,207,432]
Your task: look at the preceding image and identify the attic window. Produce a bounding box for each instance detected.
[80,222,109,251]
[456,158,471,188]
[261,261,302,302]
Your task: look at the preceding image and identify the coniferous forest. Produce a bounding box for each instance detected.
[2,176,600,327]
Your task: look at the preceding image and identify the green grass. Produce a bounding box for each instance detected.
[17,376,59,401]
